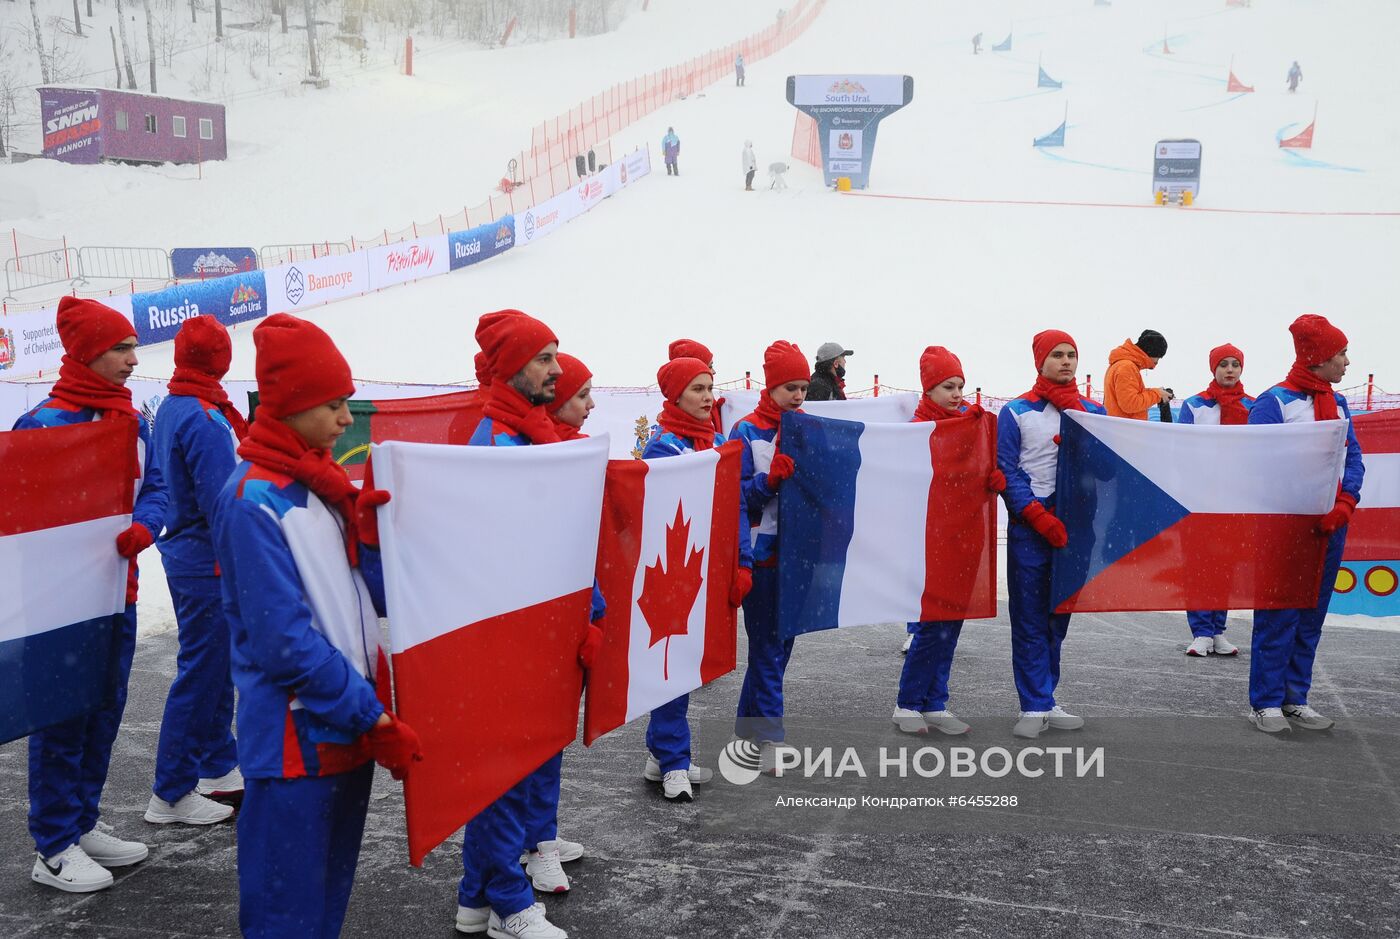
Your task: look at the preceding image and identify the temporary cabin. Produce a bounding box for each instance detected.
[39,86,228,165]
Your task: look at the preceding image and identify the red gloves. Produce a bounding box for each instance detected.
[368,712,423,781]
[986,469,1007,493]
[765,453,795,490]
[356,488,391,547]
[115,523,154,559]
[1318,492,1357,535]
[1021,502,1068,548]
[729,567,753,608]
[577,624,604,670]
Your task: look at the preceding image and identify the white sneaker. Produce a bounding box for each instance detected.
[759,741,798,776]
[1250,707,1291,734]
[1212,634,1240,656]
[662,770,694,802]
[922,709,971,736]
[78,821,149,866]
[1013,711,1049,739]
[518,838,583,867]
[455,904,491,934]
[891,707,928,735]
[31,844,113,893]
[196,766,245,797]
[488,902,567,939]
[1047,705,1084,730]
[525,842,569,893]
[1186,636,1214,657]
[643,754,714,785]
[144,791,234,826]
[1283,704,1335,730]
[901,634,913,654]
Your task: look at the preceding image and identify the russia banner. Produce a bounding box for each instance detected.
[0,421,134,745]
[584,443,743,745]
[371,436,609,865]
[1052,410,1346,613]
[1335,409,1400,615]
[776,411,998,640]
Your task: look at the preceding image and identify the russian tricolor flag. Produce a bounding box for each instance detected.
[0,421,135,745]
[372,436,609,865]
[584,442,743,745]
[1052,410,1346,613]
[776,411,999,640]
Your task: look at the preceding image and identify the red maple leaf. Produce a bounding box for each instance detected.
[637,502,706,680]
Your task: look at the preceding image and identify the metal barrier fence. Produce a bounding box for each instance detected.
[3,248,78,299]
[76,246,173,283]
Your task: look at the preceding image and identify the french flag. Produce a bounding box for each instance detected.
[776,411,999,640]
[371,436,609,865]
[0,421,134,745]
[1335,409,1400,614]
[1052,410,1346,613]
[584,442,742,745]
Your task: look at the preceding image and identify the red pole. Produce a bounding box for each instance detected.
[745,370,751,390]
[62,235,71,278]
[1367,373,1375,411]
[975,387,982,406]
[1086,374,1093,398]
[874,374,880,397]
[11,229,19,272]
[438,214,445,234]
[405,36,413,76]
[569,6,576,38]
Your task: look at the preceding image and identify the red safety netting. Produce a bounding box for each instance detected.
[790,111,820,167]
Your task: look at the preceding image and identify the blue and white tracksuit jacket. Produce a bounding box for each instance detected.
[15,397,166,859]
[151,394,240,802]
[213,459,387,939]
[1177,392,1257,639]
[641,429,753,772]
[997,394,1106,713]
[1246,385,1364,710]
[727,415,792,743]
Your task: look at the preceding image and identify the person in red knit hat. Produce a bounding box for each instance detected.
[997,330,1105,739]
[1176,343,1256,658]
[668,337,727,434]
[212,313,422,937]
[727,340,807,773]
[546,353,595,441]
[16,297,168,893]
[892,347,1006,737]
[1245,314,1364,733]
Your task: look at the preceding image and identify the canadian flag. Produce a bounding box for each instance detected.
[583,442,743,745]
[371,436,609,865]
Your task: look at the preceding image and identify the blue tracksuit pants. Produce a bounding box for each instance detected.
[521,751,562,847]
[152,574,238,802]
[1187,610,1228,638]
[1249,529,1346,710]
[897,621,963,711]
[238,762,373,938]
[735,566,794,744]
[646,694,692,773]
[460,775,535,917]
[1007,522,1071,712]
[28,604,137,859]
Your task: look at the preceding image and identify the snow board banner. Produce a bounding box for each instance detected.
[1333,409,1400,616]
[130,270,268,346]
[0,420,135,744]
[719,390,917,432]
[448,218,515,271]
[786,74,913,189]
[372,435,609,865]
[584,442,743,745]
[1052,411,1345,613]
[776,410,998,640]
[170,247,258,279]
[263,252,372,315]
[366,235,450,290]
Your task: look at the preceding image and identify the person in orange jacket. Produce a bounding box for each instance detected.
[1103,330,1172,419]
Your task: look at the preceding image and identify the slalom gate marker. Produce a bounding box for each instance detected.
[992,30,1012,52]
[1279,104,1317,149]
[1033,104,1067,148]
[1226,56,1254,93]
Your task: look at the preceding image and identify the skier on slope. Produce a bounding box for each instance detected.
[662,127,680,176]
[1287,61,1302,93]
[972,32,982,55]
[735,53,746,87]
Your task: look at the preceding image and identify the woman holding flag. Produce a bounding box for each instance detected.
[639,356,753,801]
[892,346,1005,736]
[997,330,1106,739]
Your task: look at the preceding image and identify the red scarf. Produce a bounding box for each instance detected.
[550,416,588,442]
[167,368,249,440]
[50,355,139,421]
[749,390,787,430]
[1199,379,1250,425]
[658,401,718,451]
[1282,364,1340,421]
[1026,375,1087,413]
[483,381,560,444]
[913,397,981,423]
[237,417,361,566]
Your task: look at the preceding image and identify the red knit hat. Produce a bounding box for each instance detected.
[174,314,232,379]
[1209,342,1244,371]
[1032,329,1077,369]
[548,353,593,414]
[1289,314,1347,366]
[474,350,492,389]
[919,346,964,392]
[658,357,713,402]
[56,296,136,364]
[668,338,713,364]
[252,313,354,419]
[763,340,808,389]
[476,309,558,383]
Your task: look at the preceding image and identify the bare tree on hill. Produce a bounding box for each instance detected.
[115,0,139,88]
[28,0,51,83]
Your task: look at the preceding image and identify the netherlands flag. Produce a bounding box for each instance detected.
[584,442,743,745]
[371,435,609,865]
[0,421,134,745]
[1052,410,1346,613]
[776,411,999,640]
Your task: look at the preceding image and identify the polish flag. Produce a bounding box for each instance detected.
[371,436,609,865]
[0,421,134,745]
[583,442,743,745]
